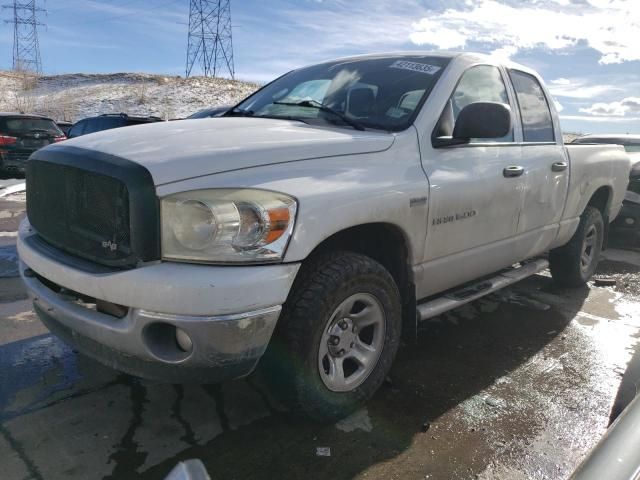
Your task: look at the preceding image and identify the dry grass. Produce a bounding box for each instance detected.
[1,70,259,121]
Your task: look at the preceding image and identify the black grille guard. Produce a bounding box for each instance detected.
[26,145,160,268]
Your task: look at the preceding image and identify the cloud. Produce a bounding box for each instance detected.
[579,97,640,116]
[561,114,640,123]
[547,78,622,99]
[410,0,640,64]
[232,0,640,82]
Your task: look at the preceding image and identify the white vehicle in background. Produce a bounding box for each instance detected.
[18,52,630,420]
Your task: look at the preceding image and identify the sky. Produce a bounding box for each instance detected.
[0,0,639,134]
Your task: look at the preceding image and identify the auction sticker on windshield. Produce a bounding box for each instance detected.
[390,60,441,75]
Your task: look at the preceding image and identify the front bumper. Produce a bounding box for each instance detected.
[0,150,32,172]
[17,220,300,382]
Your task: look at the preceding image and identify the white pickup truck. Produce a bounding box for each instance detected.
[18,52,630,420]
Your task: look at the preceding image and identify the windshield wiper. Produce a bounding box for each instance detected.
[224,107,255,117]
[273,100,366,131]
[225,107,310,125]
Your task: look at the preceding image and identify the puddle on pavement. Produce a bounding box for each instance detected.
[577,316,599,327]
[1,272,639,479]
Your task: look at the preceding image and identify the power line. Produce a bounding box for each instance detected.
[186,0,234,79]
[2,0,45,73]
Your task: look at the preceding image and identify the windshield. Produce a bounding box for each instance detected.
[625,145,640,153]
[233,56,450,131]
[0,117,63,136]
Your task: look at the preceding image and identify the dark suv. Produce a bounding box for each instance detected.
[67,113,162,139]
[0,113,66,174]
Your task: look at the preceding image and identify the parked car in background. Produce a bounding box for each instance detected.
[573,135,640,244]
[18,53,631,420]
[187,105,230,119]
[0,113,66,174]
[56,121,73,137]
[67,113,163,139]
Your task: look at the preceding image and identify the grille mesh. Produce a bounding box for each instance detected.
[27,161,133,266]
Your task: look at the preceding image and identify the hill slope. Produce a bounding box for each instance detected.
[0,71,259,121]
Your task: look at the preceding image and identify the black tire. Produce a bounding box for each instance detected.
[550,206,604,287]
[261,251,402,422]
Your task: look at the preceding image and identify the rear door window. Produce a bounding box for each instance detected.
[83,119,101,135]
[83,117,121,134]
[98,116,124,131]
[509,70,555,142]
[0,117,62,136]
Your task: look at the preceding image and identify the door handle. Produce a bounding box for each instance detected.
[551,162,568,172]
[503,166,524,178]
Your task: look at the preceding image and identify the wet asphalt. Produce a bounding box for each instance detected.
[1,191,639,480]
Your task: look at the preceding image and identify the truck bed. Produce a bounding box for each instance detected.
[563,143,630,223]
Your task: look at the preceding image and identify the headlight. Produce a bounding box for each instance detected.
[161,189,297,263]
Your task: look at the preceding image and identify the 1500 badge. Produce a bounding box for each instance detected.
[432,210,477,226]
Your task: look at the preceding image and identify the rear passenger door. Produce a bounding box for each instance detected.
[508,70,569,256]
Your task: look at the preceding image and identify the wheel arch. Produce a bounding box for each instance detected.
[586,185,613,218]
[586,185,613,248]
[306,222,412,290]
[299,222,416,336]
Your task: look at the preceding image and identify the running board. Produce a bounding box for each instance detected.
[416,258,549,321]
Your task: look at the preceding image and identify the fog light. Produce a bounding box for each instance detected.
[175,328,193,352]
[625,217,635,225]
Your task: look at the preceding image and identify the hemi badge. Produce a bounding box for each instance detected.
[410,197,427,207]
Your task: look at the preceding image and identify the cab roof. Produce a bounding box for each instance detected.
[311,51,536,76]
[0,112,54,120]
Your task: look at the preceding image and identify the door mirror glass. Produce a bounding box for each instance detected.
[432,64,514,147]
[453,102,512,140]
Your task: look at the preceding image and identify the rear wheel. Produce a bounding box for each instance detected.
[550,206,604,287]
[262,251,402,421]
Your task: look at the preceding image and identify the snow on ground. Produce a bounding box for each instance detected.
[0,70,259,122]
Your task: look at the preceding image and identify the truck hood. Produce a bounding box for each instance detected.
[55,118,395,185]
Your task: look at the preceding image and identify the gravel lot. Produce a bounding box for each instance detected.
[1,190,639,480]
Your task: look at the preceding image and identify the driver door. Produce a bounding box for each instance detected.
[418,65,525,297]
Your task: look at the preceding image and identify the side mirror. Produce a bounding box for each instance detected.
[164,460,210,480]
[433,102,512,147]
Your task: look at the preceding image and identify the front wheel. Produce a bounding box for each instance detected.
[261,251,402,421]
[550,206,604,287]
